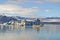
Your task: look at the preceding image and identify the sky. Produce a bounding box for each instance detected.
[0,0,60,18]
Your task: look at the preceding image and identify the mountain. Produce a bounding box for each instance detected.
[44,17,60,19]
[0,15,18,23]
[0,15,35,23]
[16,16,35,20]
[0,15,60,24]
[41,17,60,24]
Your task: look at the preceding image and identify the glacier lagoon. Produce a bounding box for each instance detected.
[0,24,60,40]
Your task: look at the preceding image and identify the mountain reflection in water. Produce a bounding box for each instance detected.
[0,24,60,40]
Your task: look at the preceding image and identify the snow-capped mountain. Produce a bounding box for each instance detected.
[0,15,60,24]
[0,15,35,23]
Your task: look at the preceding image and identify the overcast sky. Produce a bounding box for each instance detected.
[0,0,60,17]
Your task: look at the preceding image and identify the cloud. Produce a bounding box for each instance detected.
[6,0,31,4]
[6,0,60,4]
[0,4,38,17]
[43,19,60,22]
[45,9,49,12]
[34,1,44,4]
[45,0,60,2]
[6,0,44,4]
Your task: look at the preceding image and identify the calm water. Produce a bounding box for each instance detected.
[0,24,60,40]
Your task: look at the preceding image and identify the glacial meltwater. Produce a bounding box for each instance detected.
[0,24,60,40]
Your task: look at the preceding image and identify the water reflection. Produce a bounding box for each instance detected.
[0,24,60,40]
[0,25,42,32]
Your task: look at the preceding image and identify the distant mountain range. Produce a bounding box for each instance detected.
[42,17,60,24]
[0,15,35,23]
[43,17,60,20]
[0,15,17,23]
[0,15,60,24]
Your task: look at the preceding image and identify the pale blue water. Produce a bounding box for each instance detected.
[0,24,60,40]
